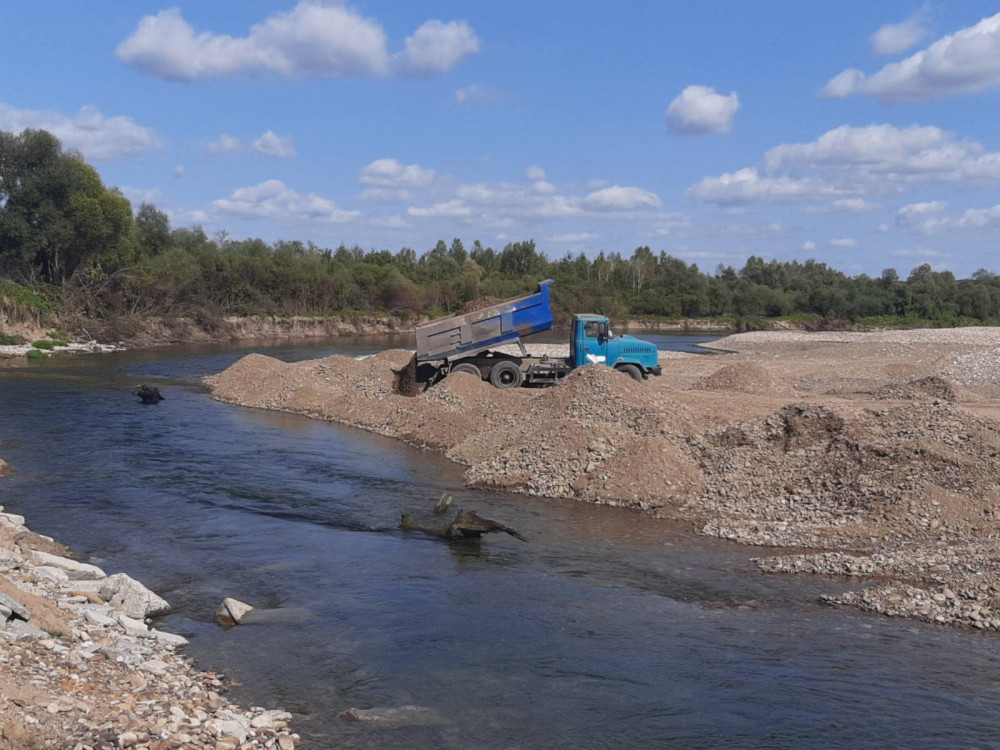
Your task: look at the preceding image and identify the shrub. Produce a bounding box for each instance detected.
[25,349,45,359]
[0,332,20,345]
[32,339,55,350]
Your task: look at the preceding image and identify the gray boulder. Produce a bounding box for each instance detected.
[216,597,254,626]
[99,573,170,618]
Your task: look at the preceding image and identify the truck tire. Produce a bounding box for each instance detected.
[450,363,481,379]
[489,360,524,389]
[617,364,643,382]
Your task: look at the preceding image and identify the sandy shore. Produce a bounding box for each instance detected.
[206,328,1000,633]
[0,487,299,749]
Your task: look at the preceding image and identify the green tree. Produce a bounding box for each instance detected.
[0,129,133,282]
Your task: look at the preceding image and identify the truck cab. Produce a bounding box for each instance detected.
[570,314,662,379]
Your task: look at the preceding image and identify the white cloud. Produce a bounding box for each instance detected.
[455,84,507,104]
[823,12,1000,103]
[0,103,160,161]
[252,130,296,158]
[394,20,479,75]
[687,122,990,203]
[807,198,880,213]
[802,241,817,251]
[891,248,944,258]
[830,238,858,248]
[359,158,435,187]
[689,167,848,205]
[548,232,598,243]
[211,180,358,223]
[525,165,547,181]
[407,200,472,218]
[665,85,739,136]
[208,134,241,154]
[117,4,478,81]
[896,200,1000,234]
[871,7,931,56]
[820,69,866,99]
[453,182,583,218]
[173,165,185,178]
[359,188,413,203]
[533,181,556,194]
[583,185,661,210]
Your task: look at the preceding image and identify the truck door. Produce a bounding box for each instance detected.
[581,320,608,365]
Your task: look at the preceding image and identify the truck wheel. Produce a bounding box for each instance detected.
[450,363,481,379]
[489,361,524,389]
[617,364,643,382]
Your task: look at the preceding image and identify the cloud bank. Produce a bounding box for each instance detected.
[823,12,1000,103]
[117,2,480,81]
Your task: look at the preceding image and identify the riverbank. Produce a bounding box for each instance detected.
[207,328,1000,633]
[0,476,299,749]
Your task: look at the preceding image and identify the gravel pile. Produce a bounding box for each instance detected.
[941,347,1000,387]
[691,363,786,395]
[208,329,1000,632]
[714,327,1000,348]
[454,366,702,511]
[867,375,958,402]
[0,506,298,750]
[691,399,1000,548]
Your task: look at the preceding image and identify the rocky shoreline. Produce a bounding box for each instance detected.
[0,490,299,749]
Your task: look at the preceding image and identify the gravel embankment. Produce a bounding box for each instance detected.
[206,328,1000,633]
[0,501,298,749]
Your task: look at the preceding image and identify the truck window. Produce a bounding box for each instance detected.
[584,321,602,338]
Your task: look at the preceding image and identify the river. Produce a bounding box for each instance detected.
[3,335,1000,749]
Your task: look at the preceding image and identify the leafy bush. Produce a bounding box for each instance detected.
[0,331,20,345]
[25,348,44,359]
[31,339,55,350]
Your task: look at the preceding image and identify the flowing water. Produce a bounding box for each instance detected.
[3,336,1000,749]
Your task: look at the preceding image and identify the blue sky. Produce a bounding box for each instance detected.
[6,1,1000,276]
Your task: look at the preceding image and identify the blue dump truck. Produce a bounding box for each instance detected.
[403,279,661,390]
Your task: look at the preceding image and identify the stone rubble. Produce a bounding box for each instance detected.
[0,505,298,750]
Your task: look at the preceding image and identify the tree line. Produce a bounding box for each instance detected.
[3,127,1000,330]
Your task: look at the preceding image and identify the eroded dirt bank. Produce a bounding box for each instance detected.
[208,330,1000,632]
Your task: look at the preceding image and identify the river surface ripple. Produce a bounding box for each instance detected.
[2,335,1000,749]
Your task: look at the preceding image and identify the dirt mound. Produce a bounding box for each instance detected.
[868,376,958,402]
[692,362,784,394]
[454,366,702,511]
[692,401,1000,547]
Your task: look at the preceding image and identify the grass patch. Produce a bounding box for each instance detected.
[0,280,49,311]
[31,339,56,350]
[25,348,45,359]
[0,331,20,345]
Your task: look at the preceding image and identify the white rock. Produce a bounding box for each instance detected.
[216,597,254,625]
[83,608,116,628]
[117,614,149,637]
[30,550,106,580]
[33,565,70,583]
[148,628,189,647]
[251,709,293,728]
[206,718,248,741]
[99,573,170,618]
[138,658,169,675]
